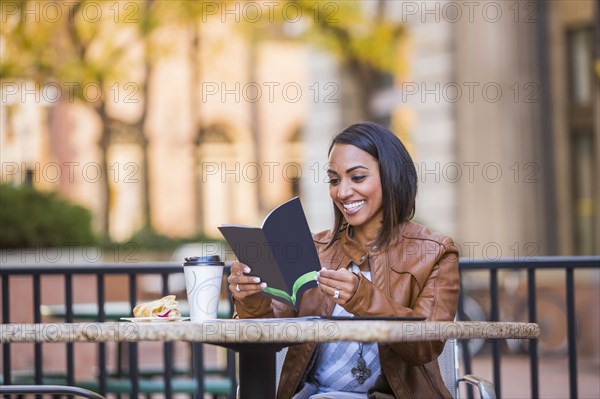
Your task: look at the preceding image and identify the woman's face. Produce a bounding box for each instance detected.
[327,143,383,235]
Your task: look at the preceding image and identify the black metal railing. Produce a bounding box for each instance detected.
[0,262,236,399]
[457,256,600,399]
[1,256,599,399]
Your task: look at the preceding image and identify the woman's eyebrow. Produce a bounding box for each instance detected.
[346,165,368,173]
[327,165,368,174]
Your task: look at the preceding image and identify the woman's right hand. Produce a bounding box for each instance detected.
[227,261,267,300]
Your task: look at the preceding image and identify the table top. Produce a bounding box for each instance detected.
[1,319,539,345]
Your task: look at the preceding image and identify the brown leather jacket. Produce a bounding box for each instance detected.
[234,221,460,398]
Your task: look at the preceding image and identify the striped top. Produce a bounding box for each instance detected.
[309,265,381,396]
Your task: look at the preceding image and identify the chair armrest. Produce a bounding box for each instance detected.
[0,385,106,399]
[458,375,497,399]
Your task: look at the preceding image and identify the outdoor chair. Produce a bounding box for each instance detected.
[438,339,496,399]
[0,384,106,399]
[2,373,232,398]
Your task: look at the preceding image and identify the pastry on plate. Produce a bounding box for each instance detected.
[133,295,182,318]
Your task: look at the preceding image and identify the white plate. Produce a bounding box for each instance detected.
[120,317,190,323]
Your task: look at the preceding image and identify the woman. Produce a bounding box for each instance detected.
[227,122,459,398]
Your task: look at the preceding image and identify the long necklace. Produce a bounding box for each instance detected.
[351,343,372,384]
[348,258,373,385]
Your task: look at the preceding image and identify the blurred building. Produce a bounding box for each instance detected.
[1,0,598,258]
[389,0,598,259]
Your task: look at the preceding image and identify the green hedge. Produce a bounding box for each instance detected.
[0,183,95,248]
[126,225,219,252]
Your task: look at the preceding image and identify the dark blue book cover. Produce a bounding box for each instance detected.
[218,197,320,310]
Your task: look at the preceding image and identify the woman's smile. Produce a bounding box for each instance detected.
[342,200,365,214]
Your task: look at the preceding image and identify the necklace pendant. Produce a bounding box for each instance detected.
[351,353,372,385]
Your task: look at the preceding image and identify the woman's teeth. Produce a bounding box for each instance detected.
[343,201,364,210]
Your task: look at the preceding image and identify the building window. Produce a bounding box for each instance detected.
[566,26,596,255]
[567,27,593,106]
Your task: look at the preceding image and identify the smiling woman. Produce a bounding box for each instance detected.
[229,122,460,399]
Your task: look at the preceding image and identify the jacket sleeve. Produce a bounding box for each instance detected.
[233,293,297,319]
[342,237,460,365]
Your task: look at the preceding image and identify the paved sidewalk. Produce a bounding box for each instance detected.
[463,355,600,398]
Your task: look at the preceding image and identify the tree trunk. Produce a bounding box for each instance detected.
[138,133,151,229]
[137,56,153,230]
[137,0,155,231]
[189,21,203,230]
[249,29,264,214]
[97,102,112,236]
[345,58,379,121]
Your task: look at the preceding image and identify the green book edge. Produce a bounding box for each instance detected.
[263,270,317,306]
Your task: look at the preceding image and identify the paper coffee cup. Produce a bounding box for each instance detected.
[182,255,224,321]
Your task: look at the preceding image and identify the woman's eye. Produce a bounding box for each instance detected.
[326,177,339,185]
[351,175,366,182]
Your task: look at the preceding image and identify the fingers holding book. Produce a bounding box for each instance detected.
[317,267,359,304]
[228,261,267,299]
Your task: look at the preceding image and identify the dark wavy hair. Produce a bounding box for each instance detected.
[326,121,417,249]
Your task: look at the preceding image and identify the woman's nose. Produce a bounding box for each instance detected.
[336,179,353,199]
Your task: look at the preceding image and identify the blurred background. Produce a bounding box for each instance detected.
[1,0,599,397]
[1,0,598,255]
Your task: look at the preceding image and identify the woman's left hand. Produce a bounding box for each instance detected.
[317,267,359,304]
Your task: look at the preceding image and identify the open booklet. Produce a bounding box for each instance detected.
[218,197,320,310]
